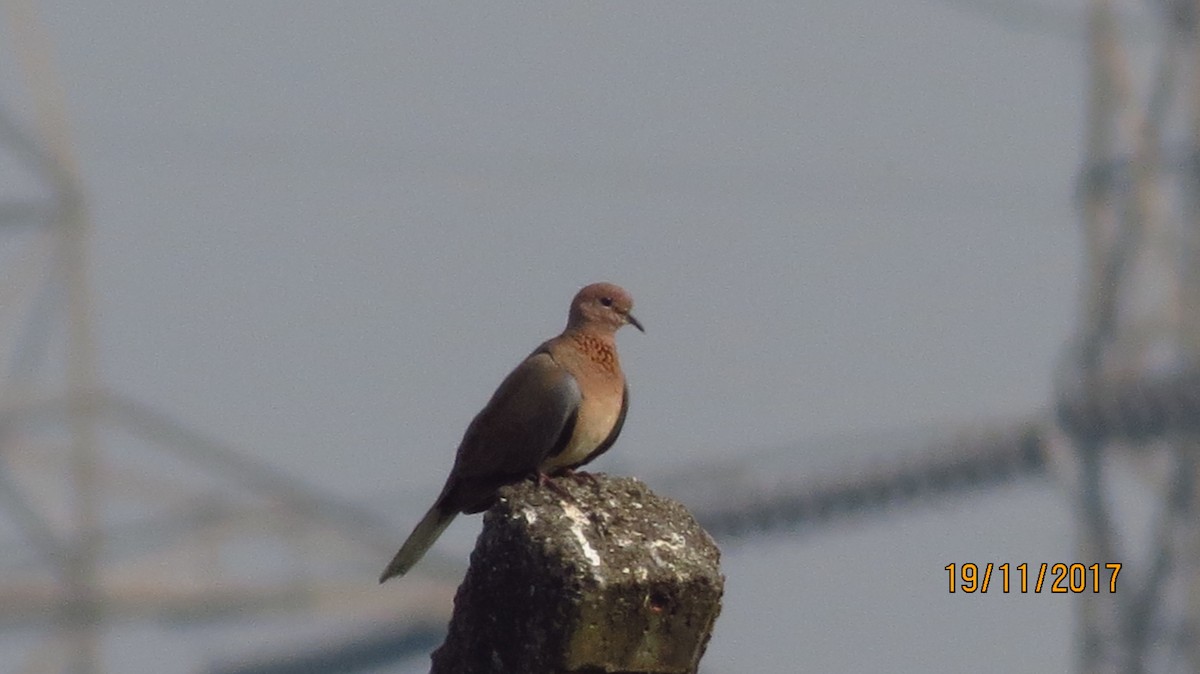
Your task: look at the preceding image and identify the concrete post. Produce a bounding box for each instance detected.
[430,474,724,674]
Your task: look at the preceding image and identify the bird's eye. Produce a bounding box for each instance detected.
[600,297,613,307]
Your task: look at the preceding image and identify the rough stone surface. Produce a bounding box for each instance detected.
[430,474,724,674]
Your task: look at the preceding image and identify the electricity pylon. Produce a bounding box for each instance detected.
[1054,0,1200,670]
[665,2,1200,672]
[0,6,455,673]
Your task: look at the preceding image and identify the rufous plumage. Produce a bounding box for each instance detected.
[379,282,642,583]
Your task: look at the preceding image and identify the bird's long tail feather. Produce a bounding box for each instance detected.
[378,503,457,583]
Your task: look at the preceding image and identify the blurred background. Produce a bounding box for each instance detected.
[5,0,1199,672]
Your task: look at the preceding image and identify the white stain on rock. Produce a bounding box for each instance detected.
[560,500,602,568]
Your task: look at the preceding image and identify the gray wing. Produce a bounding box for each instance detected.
[440,349,581,514]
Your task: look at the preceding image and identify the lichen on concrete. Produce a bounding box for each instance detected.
[430,474,724,674]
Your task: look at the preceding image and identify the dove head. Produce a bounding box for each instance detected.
[567,282,643,335]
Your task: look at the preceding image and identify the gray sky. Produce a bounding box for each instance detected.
[6,1,1100,671]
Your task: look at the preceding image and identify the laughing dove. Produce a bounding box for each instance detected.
[379,282,642,583]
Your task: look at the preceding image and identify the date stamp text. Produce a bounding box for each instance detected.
[945,562,1122,593]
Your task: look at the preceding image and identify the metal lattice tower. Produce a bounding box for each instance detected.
[1053,0,1200,670]
[661,2,1200,672]
[0,6,455,673]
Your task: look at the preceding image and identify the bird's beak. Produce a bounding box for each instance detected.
[625,313,644,333]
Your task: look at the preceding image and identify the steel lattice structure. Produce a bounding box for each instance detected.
[0,4,456,673]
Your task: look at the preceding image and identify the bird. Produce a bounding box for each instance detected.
[379,282,643,583]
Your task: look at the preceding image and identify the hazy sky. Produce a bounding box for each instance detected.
[3,1,1103,671]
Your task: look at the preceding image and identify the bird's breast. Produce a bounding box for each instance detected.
[541,392,622,472]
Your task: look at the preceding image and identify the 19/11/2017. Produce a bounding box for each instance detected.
[945,562,1122,593]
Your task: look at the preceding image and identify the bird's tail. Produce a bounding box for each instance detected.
[378,503,457,583]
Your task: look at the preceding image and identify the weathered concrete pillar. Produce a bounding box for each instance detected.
[430,474,723,674]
